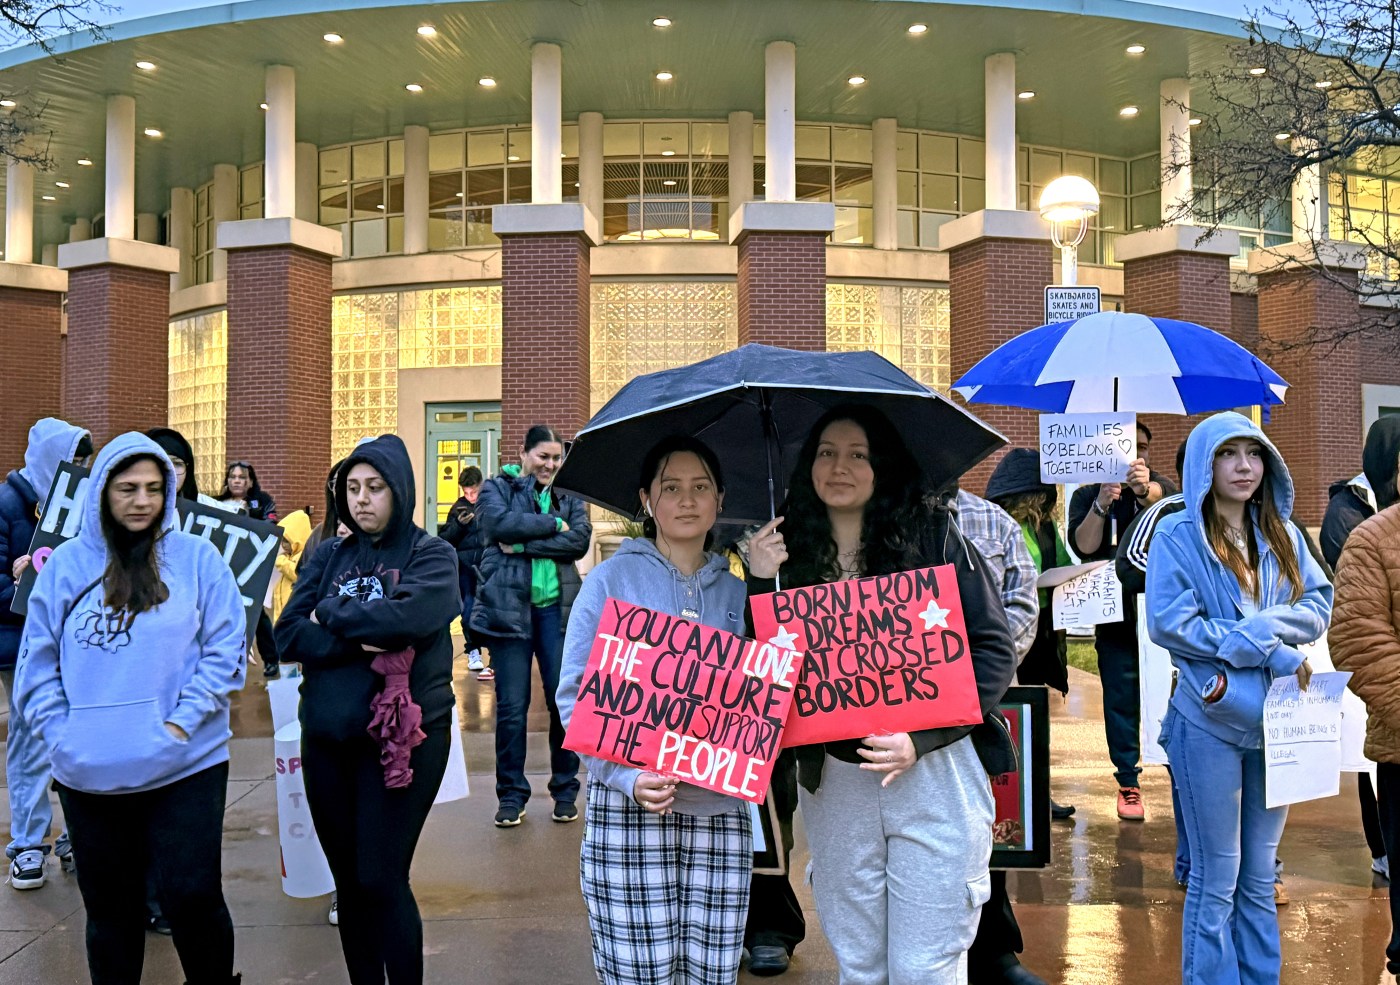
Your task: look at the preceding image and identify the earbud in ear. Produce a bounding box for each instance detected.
[644,501,654,517]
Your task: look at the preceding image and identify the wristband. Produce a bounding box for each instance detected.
[1091,500,1109,517]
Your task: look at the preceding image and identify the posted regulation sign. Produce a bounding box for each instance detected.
[1044,286,1101,324]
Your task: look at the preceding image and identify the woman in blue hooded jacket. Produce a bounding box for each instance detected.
[1146,412,1332,985]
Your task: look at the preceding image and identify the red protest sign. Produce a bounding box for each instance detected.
[749,565,982,747]
[562,598,799,804]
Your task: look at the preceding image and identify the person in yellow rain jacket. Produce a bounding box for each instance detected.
[271,510,312,624]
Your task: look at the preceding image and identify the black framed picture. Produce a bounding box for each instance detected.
[751,796,786,875]
[991,685,1051,869]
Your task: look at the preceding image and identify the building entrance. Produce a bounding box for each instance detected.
[425,403,501,535]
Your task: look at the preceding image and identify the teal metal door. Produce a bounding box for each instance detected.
[425,403,501,534]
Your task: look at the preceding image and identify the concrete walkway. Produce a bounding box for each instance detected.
[0,662,1389,984]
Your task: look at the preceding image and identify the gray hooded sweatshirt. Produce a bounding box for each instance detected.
[557,537,749,816]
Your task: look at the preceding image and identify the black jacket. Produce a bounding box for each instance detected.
[469,471,591,640]
[0,471,39,669]
[748,504,1019,794]
[275,435,460,742]
[439,497,485,582]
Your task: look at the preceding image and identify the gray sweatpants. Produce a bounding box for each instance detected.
[800,738,994,985]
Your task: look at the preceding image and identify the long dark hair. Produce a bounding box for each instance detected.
[780,404,930,587]
[637,435,725,548]
[100,453,171,620]
[219,461,264,504]
[522,425,563,456]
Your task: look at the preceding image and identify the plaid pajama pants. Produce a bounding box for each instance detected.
[580,777,752,985]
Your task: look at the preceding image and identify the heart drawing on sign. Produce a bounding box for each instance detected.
[1040,443,1056,458]
[1118,438,1134,455]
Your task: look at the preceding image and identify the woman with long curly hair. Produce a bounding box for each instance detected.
[747,404,1017,984]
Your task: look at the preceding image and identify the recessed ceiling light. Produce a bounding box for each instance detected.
[661,149,676,156]
[1314,79,1332,88]
[1275,131,1292,140]
[1248,66,1267,75]
[417,24,436,36]
[77,157,93,166]
[1125,43,1146,54]
[259,102,269,110]
[847,75,867,86]
[41,194,55,201]
[478,77,497,88]
[1118,105,1139,117]
[507,155,520,162]
[143,127,163,137]
[663,179,677,186]
[405,83,424,92]
[54,181,69,188]
[907,23,928,34]
[455,192,464,198]
[652,16,672,27]
[1017,90,1035,100]
[0,99,15,108]
[655,71,673,81]
[1188,117,1202,126]
[376,204,386,210]
[136,60,156,71]
[323,32,344,44]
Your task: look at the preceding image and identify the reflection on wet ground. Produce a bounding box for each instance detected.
[0,654,1391,983]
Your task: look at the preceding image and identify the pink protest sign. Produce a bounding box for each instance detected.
[563,598,799,804]
[749,564,982,747]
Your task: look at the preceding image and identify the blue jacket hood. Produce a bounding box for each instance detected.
[1182,412,1293,542]
[19,419,89,506]
[611,535,737,591]
[79,433,180,547]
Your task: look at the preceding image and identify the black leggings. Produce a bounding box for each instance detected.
[303,728,450,985]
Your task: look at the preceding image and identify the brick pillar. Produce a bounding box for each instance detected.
[1249,243,1368,525]
[732,202,835,350]
[219,218,342,513]
[940,210,1052,494]
[0,265,67,468]
[1118,226,1241,483]
[493,203,599,446]
[57,239,181,446]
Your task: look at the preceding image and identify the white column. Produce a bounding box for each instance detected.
[40,244,57,266]
[105,94,137,241]
[4,158,34,263]
[264,65,297,218]
[728,111,754,209]
[169,187,195,290]
[578,111,603,223]
[402,125,429,254]
[531,42,563,205]
[136,212,159,243]
[1160,78,1193,223]
[872,118,898,250]
[69,217,92,243]
[1291,137,1325,242]
[984,53,1017,211]
[296,142,318,222]
[764,41,797,202]
[211,163,238,281]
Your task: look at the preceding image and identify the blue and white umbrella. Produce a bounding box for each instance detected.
[952,311,1289,414]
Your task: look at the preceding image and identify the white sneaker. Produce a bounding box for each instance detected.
[9,850,45,890]
[328,897,338,925]
[1374,856,1391,880]
[466,649,484,672]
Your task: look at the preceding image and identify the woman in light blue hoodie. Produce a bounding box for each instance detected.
[557,435,752,985]
[1146,412,1332,985]
[15,432,247,985]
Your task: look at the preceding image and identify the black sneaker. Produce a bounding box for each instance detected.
[748,945,791,976]
[552,802,579,823]
[8,850,44,890]
[263,663,281,680]
[146,912,172,935]
[494,805,526,828]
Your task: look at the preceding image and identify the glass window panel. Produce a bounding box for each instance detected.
[1030,150,1062,186]
[351,181,384,219]
[466,169,504,207]
[1100,159,1128,195]
[896,131,918,170]
[240,165,262,204]
[353,142,386,180]
[1064,154,1095,181]
[429,132,465,171]
[754,162,765,198]
[604,162,641,200]
[387,215,404,253]
[920,211,955,249]
[507,129,531,163]
[832,206,872,245]
[795,126,830,161]
[385,177,405,214]
[563,163,580,201]
[897,171,918,208]
[692,199,726,240]
[561,125,578,160]
[1130,155,1160,194]
[320,186,349,225]
[642,202,692,238]
[833,166,872,206]
[1388,179,1400,214]
[240,203,261,219]
[1098,195,1127,231]
[691,122,728,158]
[604,201,642,241]
[1351,175,1385,211]
[428,211,461,251]
[197,186,209,214]
[388,139,404,177]
[753,124,765,158]
[467,130,505,167]
[1079,234,1099,265]
[643,160,689,195]
[961,177,985,214]
[507,165,531,204]
[795,164,832,202]
[961,138,986,179]
[897,209,918,248]
[1262,198,1290,233]
[1015,146,1028,183]
[919,134,957,174]
[603,123,640,158]
[465,209,498,246]
[429,172,463,209]
[1130,192,1160,230]
[691,161,728,199]
[644,122,689,157]
[320,147,349,186]
[921,173,958,211]
[1018,185,1029,210]
[352,218,387,256]
[832,127,872,164]
[196,221,208,254]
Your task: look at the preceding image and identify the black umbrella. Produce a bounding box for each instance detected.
[553,344,1006,525]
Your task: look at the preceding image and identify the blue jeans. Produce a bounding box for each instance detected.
[1165,712,1287,985]
[1167,765,1190,884]
[0,668,61,857]
[485,604,579,808]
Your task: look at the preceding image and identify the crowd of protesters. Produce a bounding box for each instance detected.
[0,407,1398,985]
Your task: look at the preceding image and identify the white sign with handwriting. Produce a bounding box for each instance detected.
[1039,412,1137,484]
[1050,560,1124,629]
[1264,671,1351,809]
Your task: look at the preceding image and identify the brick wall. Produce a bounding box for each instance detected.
[226,246,333,513]
[63,264,170,447]
[1256,266,1364,525]
[736,231,827,350]
[0,287,64,470]
[948,237,1052,494]
[500,233,590,449]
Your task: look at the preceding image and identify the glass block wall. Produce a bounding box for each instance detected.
[167,310,228,494]
[825,284,951,391]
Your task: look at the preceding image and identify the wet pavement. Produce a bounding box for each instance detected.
[0,657,1390,984]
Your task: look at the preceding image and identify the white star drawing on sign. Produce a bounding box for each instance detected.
[917,600,951,630]
[768,625,801,651]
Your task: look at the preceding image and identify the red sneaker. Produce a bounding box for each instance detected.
[1117,787,1146,821]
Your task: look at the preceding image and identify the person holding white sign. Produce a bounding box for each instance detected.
[1145,413,1332,985]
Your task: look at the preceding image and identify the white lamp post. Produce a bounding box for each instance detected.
[1039,175,1100,287]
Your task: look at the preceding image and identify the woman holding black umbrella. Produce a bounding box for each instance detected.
[747,404,1017,985]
